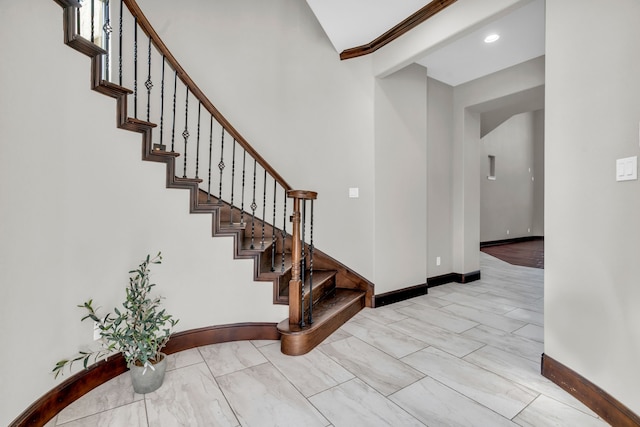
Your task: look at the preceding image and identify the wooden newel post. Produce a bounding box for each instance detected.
[287,190,318,327]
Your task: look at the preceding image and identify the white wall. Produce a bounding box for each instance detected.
[531,109,544,236]
[136,0,378,281]
[374,64,428,293]
[0,1,286,423]
[451,56,545,274]
[545,0,640,414]
[427,77,454,276]
[480,110,543,242]
[0,0,437,421]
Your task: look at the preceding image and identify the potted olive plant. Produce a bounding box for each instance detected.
[53,252,179,394]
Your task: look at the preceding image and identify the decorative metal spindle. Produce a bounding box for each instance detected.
[133,17,138,118]
[250,160,257,249]
[102,0,111,78]
[230,141,236,224]
[90,0,94,43]
[145,37,153,122]
[170,70,177,152]
[281,191,287,272]
[300,200,306,328]
[308,199,314,324]
[271,179,277,272]
[195,102,201,179]
[182,88,190,179]
[261,169,267,249]
[218,128,225,204]
[159,58,165,148]
[207,116,213,202]
[118,0,122,85]
[76,2,80,34]
[240,151,246,225]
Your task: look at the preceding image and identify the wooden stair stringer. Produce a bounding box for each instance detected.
[54,0,375,356]
[56,17,291,302]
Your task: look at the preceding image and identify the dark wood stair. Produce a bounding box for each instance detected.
[52,0,374,357]
[278,288,366,355]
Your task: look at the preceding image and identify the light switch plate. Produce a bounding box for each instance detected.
[349,187,359,198]
[616,156,637,181]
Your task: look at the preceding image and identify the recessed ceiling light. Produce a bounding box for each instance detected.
[484,34,500,43]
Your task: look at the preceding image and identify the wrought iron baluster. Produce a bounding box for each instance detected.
[230,141,236,224]
[157,57,165,150]
[118,0,122,86]
[207,115,213,202]
[90,0,95,43]
[133,17,138,118]
[195,102,201,179]
[261,169,267,249]
[308,200,314,324]
[250,160,257,249]
[182,88,190,178]
[77,1,81,35]
[102,0,111,78]
[145,36,153,122]
[170,70,177,152]
[218,128,225,204]
[271,179,277,272]
[240,150,246,225]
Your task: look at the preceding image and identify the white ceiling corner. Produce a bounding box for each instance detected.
[305,0,545,86]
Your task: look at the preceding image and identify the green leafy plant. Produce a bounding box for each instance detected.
[53,252,179,378]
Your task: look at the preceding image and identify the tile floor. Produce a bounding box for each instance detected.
[47,253,610,426]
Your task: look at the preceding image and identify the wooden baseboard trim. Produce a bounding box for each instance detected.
[375,271,481,306]
[374,283,428,307]
[457,270,481,284]
[10,322,279,427]
[541,354,640,427]
[427,273,458,288]
[480,236,544,248]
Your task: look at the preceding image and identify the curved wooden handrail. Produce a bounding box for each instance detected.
[123,0,292,191]
[339,0,458,60]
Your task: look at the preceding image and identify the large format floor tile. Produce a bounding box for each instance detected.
[258,341,354,397]
[340,314,428,358]
[319,335,425,396]
[48,252,610,426]
[390,376,517,427]
[216,363,328,427]
[309,378,423,427]
[145,363,238,426]
[513,395,609,427]
[402,346,538,419]
[55,371,143,425]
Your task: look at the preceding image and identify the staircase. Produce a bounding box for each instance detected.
[52,0,373,355]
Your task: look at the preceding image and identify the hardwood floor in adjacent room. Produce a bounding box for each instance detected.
[481,239,544,269]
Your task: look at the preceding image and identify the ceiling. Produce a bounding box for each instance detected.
[305,0,545,87]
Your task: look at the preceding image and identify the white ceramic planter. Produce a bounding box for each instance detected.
[129,353,167,394]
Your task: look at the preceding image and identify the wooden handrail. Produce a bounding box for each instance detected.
[339,0,458,60]
[122,0,292,191]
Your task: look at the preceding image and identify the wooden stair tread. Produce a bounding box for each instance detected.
[278,288,365,355]
[152,149,180,158]
[174,176,204,184]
